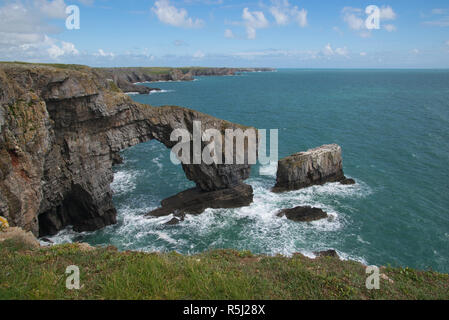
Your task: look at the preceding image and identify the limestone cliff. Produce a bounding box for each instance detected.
[273,144,348,192]
[0,63,253,237]
[96,67,275,93]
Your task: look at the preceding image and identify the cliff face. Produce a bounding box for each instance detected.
[273,144,346,192]
[96,67,275,93]
[0,63,252,237]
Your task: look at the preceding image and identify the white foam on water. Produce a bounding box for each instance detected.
[44,165,372,266]
[165,177,373,259]
[259,162,278,177]
[111,170,139,195]
[125,92,140,95]
[150,89,174,94]
[151,231,179,245]
[337,251,368,265]
[45,227,91,245]
[152,156,164,170]
[357,235,370,245]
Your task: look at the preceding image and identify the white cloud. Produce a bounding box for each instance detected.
[242,7,269,39]
[411,49,419,54]
[231,49,318,61]
[323,43,334,56]
[342,7,364,30]
[384,24,396,32]
[0,1,84,61]
[333,26,343,35]
[269,0,307,27]
[446,40,449,46]
[322,43,349,57]
[97,49,114,57]
[380,6,396,20]
[270,5,288,25]
[342,5,397,35]
[152,0,204,28]
[38,0,67,19]
[294,8,307,27]
[360,52,367,56]
[193,50,205,59]
[335,46,348,57]
[224,29,234,39]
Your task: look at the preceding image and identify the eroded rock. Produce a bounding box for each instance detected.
[277,206,328,222]
[273,144,347,192]
[148,183,253,217]
[0,63,254,236]
[340,178,356,185]
[314,249,339,258]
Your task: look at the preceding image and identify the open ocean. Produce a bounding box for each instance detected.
[49,69,449,273]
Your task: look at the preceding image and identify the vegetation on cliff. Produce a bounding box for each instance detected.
[0,236,448,300]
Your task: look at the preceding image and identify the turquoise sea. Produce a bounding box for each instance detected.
[50,69,449,273]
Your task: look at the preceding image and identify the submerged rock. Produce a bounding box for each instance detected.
[340,178,356,185]
[164,212,186,225]
[277,206,328,222]
[273,144,348,192]
[148,183,253,217]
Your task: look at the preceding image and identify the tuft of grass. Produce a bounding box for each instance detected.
[0,239,448,300]
[108,81,121,93]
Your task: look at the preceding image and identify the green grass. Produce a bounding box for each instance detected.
[0,239,448,300]
[0,61,89,71]
[108,81,121,93]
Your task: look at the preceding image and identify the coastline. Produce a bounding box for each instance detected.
[1,62,448,299]
[1,232,448,300]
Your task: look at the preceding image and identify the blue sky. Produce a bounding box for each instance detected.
[1,0,449,67]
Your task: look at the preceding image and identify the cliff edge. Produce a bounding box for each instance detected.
[0,63,253,237]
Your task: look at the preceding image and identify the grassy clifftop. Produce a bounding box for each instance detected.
[0,237,448,300]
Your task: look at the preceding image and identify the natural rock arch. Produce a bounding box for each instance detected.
[0,64,253,236]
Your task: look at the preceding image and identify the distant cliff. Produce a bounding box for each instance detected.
[0,63,255,237]
[96,67,275,93]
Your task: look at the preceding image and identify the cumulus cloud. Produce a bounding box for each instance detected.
[342,7,364,31]
[322,43,349,57]
[193,50,205,59]
[384,24,396,32]
[96,49,114,57]
[48,40,79,58]
[242,7,269,39]
[269,0,307,27]
[224,29,234,39]
[342,5,397,36]
[38,0,67,19]
[380,6,396,20]
[152,0,204,28]
[0,0,81,61]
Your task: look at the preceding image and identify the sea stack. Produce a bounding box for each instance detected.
[273,144,352,192]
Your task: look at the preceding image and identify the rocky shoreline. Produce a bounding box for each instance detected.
[0,62,350,239]
[0,63,259,237]
[96,67,275,94]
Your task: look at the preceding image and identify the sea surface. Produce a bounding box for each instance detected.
[49,69,449,273]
